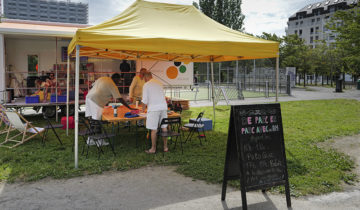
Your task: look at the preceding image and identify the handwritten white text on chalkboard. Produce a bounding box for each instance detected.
[241,124,279,135]
[240,115,279,135]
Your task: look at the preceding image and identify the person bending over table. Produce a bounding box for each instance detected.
[86,76,135,121]
[142,72,168,154]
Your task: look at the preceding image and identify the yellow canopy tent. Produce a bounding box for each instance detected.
[67,0,279,168]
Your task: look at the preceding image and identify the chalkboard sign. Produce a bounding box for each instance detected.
[221,104,291,210]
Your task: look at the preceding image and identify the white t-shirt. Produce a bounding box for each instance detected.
[142,78,167,112]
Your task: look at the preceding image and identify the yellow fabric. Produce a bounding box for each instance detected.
[68,0,278,62]
[32,91,50,101]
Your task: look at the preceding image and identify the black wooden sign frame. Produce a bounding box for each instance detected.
[221,104,291,210]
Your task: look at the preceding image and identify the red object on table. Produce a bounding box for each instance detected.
[61,116,74,129]
[130,110,140,115]
[83,90,88,99]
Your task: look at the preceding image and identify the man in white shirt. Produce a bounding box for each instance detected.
[142,72,168,153]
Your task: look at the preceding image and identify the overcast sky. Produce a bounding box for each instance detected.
[88,0,321,36]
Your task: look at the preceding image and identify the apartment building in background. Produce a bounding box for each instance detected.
[3,0,88,24]
[286,0,359,48]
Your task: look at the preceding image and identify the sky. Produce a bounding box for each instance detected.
[88,0,322,36]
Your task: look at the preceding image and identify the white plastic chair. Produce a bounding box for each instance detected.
[0,111,45,148]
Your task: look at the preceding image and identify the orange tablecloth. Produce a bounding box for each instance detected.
[102,105,180,123]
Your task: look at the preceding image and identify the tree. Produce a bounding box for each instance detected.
[192,1,199,9]
[281,34,312,86]
[310,42,329,85]
[214,0,225,25]
[327,3,360,79]
[227,0,244,30]
[199,0,245,30]
[257,32,283,67]
[199,0,215,18]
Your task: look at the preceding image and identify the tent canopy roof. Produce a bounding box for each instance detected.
[69,0,279,62]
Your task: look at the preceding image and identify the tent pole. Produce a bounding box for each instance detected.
[210,60,215,128]
[55,37,58,122]
[74,45,80,169]
[276,55,279,102]
[66,56,70,136]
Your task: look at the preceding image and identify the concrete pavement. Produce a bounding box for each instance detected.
[0,166,359,210]
[190,86,360,107]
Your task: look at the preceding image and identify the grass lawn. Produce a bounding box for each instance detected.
[0,99,359,197]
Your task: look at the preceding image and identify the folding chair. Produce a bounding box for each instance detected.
[82,117,116,159]
[42,116,63,145]
[183,112,207,145]
[0,111,45,148]
[157,117,183,154]
[79,117,95,155]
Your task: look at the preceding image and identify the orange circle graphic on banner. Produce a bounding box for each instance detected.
[166,66,178,79]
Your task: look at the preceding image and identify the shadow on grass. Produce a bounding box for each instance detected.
[286,150,309,176]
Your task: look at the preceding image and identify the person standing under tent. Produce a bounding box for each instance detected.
[119,60,130,78]
[129,68,147,126]
[85,77,135,121]
[129,68,147,104]
[142,72,168,154]
[111,73,122,93]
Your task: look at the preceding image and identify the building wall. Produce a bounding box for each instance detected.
[5,37,71,93]
[286,13,335,48]
[0,35,6,103]
[5,38,70,75]
[4,37,122,90]
[4,0,88,24]
[286,0,358,48]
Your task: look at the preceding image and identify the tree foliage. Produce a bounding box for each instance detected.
[199,0,245,30]
[257,32,283,67]
[327,3,360,76]
[199,0,215,18]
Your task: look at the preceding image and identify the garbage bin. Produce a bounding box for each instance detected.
[335,79,343,92]
[357,79,360,90]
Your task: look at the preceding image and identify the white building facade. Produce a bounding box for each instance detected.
[3,0,88,24]
[286,0,359,48]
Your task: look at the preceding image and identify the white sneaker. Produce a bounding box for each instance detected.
[86,137,96,146]
[97,139,109,146]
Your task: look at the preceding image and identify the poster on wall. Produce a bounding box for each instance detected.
[136,61,193,86]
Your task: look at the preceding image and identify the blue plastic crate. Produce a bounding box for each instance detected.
[51,95,67,103]
[25,95,40,104]
[189,118,212,131]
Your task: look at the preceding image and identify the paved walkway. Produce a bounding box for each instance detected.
[0,166,359,210]
[191,86,360,107]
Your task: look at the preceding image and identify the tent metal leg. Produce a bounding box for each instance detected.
[66,57,70,136]
[75,45,80,169]
[276,56,279,102]
[210,61,216,128]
